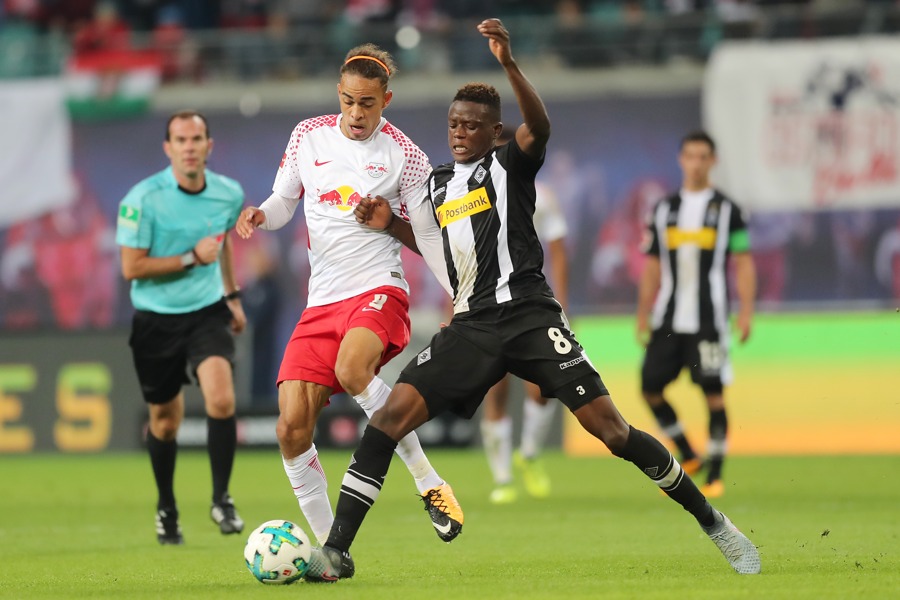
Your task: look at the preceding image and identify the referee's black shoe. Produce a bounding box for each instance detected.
[156,508,184,545]
[210,493,245,534]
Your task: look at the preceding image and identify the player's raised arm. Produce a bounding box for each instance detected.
[477,18,550,159]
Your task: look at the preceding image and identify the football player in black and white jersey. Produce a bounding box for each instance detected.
[310,19,760,579]
[636,131,757,499]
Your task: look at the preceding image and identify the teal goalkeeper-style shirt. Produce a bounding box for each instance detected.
[115,167,244,314]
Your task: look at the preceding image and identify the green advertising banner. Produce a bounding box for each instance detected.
[565,312,900,456]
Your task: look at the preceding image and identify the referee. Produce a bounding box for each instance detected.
[116,110,247,544]
[636,130,757,499]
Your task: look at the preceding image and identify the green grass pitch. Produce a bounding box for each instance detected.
[1,450,897,599]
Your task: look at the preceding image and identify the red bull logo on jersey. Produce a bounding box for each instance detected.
[435,187,491,227]
[317,185,363,212]
[365,162,388,179]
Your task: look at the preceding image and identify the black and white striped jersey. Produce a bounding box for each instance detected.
[415,139,555,313]
[643,188,749,335]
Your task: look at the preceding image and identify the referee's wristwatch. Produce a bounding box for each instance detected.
[180,251,196,270]
[224,288,242,301]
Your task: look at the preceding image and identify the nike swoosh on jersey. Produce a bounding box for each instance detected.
[433,521,452,535]
[315,159,332,166]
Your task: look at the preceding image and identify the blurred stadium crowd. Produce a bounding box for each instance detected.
[3,0,900,80]
[2,1,900,406]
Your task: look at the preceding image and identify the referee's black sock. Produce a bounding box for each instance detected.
[327,425,397,553]
[147,431,177,511]
[613,425,715,528]
[208,416,237,503]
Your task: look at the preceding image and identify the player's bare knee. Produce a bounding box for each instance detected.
[602,420,631,453]
[276,414,314,455]
[369,405,415,441]
[642,391,664,406]
[334,362,373,397]
[575,397,629,451]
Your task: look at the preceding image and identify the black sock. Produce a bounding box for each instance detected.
[207,416,237,503]
[327,425,398,553]
[706,408,728,483]
[613,425,715,527]
[147,431,177,511]
[650,400,696,461]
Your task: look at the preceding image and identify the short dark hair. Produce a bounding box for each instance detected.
[341,44,396,88]
[166,110,210,140]
[680,130,716,154]
[453,83,501,121]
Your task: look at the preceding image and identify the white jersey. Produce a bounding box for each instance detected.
[533,181,568,244]
[274,114,431,307]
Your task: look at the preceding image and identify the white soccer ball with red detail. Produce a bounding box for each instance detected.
[244,520,312,584]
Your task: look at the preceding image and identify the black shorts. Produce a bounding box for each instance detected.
[129,299,235,404]
[641,325,730,394]
[397,294,608,419]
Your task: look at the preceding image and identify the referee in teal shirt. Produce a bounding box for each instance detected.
[116,110,246,545]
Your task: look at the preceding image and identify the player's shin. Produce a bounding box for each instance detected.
[327,425,398,553]
[283,445,334,544]
[353,377,442,492]
[520,397,555,457]
[612,425,715,527]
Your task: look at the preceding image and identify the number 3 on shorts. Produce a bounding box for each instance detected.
[548,327,572,354]
[369,293,388,310]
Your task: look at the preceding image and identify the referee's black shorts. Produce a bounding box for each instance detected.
[397,294,608,419]
[129,298,235,404]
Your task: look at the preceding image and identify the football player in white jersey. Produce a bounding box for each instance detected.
[235,44,461,579]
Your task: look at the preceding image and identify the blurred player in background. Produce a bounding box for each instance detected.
[116,110,246,544]
[318,19,760,580]
[636,130,757,498]
[235,43,461,563]
[480,130,569,504]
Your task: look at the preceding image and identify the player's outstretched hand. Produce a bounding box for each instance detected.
[477,18,512,65]
[354,195,393,230]
[236,207,266,239]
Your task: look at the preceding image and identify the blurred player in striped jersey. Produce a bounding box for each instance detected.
[636,131,757,498]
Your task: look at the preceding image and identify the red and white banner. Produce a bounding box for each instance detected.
[0,79,76,228]
[704,37,900,211]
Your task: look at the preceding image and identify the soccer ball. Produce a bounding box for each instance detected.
[243,520,312,584]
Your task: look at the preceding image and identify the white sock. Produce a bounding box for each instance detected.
[282,444,332,545]
[480,415,513,485]
[353,376,443,493]
[520,397,556,459]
